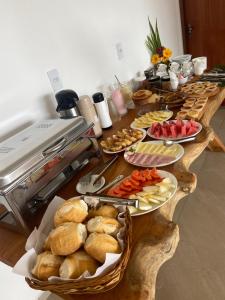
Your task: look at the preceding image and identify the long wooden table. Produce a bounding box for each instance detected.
[0,88,224,300]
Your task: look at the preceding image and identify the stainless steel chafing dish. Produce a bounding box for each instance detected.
[0,117,100,233]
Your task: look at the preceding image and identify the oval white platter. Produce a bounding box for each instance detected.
[102,128,147,154]
[130,110,173,129]
[124,140,184,168]
[108,170,178,217]
[147,120,202,141]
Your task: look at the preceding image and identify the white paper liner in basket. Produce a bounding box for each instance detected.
[13,196,126,283]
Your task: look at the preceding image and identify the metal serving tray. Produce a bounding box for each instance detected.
[0,117,89,191]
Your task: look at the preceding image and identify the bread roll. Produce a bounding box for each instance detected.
[87,216,121,235]
[32,251,63,280]
[84,233,121,263]
[54,198,88,226]
[59,250,99,279]
[88,205,118,219]
[43,235,51,251]
[50,222,87,256]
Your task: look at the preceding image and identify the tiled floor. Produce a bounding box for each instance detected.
[156,108,225,300]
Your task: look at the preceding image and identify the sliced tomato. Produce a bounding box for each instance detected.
[150,168,161,179]
[112,186,123,194]
[120,183,133,192]
[131,170,141,181]
[141,169,152,180]
[123,179,132,187]
[130,178,140,186]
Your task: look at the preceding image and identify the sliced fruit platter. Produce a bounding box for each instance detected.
[100,128,146,154]
[147,119,202,141]
[130,110,173,129]
[124,141,184,168]
[107,168,177,216]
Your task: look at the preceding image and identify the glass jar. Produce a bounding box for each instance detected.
[120,81,135,109]
[111,84,127,116]
[107,98,121,123]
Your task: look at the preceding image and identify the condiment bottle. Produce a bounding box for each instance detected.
[92,92,112,129]
[77,95,102,138]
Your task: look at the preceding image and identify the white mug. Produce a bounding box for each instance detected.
[192,57,207,71]
[193,58,206,75]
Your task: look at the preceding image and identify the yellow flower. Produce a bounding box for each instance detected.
[151,54,160,65]
[163,48,172,58]
[162,56,169,63]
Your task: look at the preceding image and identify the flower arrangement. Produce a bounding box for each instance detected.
[145,18,172,65]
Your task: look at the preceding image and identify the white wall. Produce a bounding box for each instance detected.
[0,0,183,140]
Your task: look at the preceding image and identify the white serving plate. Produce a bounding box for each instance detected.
[102,128,146,154]
[108,170,178,217]
[147,120,202,141]
[124,140,184,168]
[130,110,173,129]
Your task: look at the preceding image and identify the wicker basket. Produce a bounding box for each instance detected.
[26,208,132,295]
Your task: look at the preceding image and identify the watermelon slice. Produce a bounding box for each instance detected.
[154,127,161,138]
[187,126,198,136]
[162,124,168,137]
[151,122,159,135]
[181,124,187,136]
[170,125,177,138]
[190,120,198,128]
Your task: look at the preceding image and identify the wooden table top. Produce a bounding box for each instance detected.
[0,87,225,300]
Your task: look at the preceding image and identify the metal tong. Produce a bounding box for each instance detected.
[79,155,118,186]
[81,194,139,209]
[92,155,119,185]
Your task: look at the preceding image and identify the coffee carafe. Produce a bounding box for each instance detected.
[55,89,80,119]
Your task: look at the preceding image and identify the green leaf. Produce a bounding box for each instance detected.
[148,18,158,47]
[145,17,162,54]
[155,20,162,47]
[145,34,155,53]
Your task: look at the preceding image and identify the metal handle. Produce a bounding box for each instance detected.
[83,195,139,208]
[42,137,67,156]
[96,175,124,194]
[173,136,196,144]
[97,196,139,208]
[92,155,119,185]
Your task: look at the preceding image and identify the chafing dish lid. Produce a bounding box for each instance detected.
[0,117,90,189]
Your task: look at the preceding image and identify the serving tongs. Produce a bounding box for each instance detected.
[81,194,139,209]
[79,155,118,186]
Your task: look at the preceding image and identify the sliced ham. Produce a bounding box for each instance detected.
[126,152,174,166]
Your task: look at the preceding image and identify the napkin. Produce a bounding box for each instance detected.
[0,261,62,300]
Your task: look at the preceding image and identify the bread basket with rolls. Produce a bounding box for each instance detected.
[13,196,132,294]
